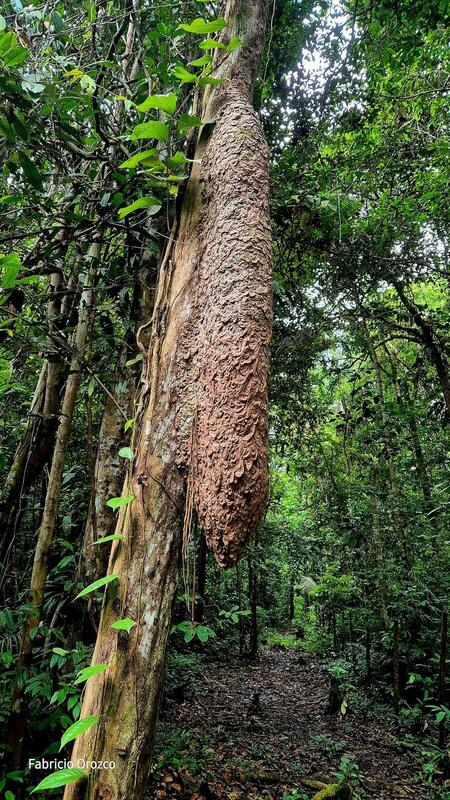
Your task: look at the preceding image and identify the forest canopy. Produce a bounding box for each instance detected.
[0,0,449,799]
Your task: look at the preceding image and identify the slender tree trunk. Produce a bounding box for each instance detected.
[439,610,448,748]
[393,619,401,716]
[365,627,372,684]
[237,563,245,657]
[248,555,258,658]
[65,1,271,796]
[370,488,390,628]
[288,575,295,621]
[8,246,98,766]
[194,530,208,623]
[79,357,133,585]
[80,259,157,586]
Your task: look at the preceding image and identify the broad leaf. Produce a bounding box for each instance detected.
[130,121,169,141]
[75,574,118,600]
[226,36,244,52]
[172,65,198,84]
[198,38,225,49]
[137,93,177,114]
[189,54,212,67]
[118,446,133,459]
[60,715,99,750]
[118,197,161,219]
[167,151,200,169]
[119,150,160,169]
[111,617,136,633]
[31,769,85,793]
[18,152,43,191]
[179,18,227,34]
[106,494,134,509]
[178,114,202,132]
[74,664,108,684]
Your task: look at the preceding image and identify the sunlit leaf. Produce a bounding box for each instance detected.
[137,93,177,114]
[178,18,227,34]
[60,715,99,749]
[75,574,118,600]
[111,617,136,633]
[31,769,85,793]
[74,664,108,685]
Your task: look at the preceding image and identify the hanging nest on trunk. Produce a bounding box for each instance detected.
[192,100,272,568]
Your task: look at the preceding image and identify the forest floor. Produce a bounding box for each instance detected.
[149,648,432,800]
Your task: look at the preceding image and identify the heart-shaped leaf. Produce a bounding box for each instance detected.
[111,617,136,633]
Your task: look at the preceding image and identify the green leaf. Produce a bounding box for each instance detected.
[130,121,169,141]
[124,418,135,431]
[31,769,85,793]
[189,54,212,67]
[172,65,198,84]
[106,494,134,509]
[119,150,160,169]
[1,253,21,288]
[340,700,348,715]
[167,151,200,169]
[118,446,133,460]
[18,152,43,191]
[74,664,108,685]
[436,710,446,724]
[5,791,14,800]
[179,17,227,34]
[118,197,161,219]
[178,113,202,132]
[93,534,124,545]
[0,16,6,32]
[60,715,99,750]
[111,617,136,633]
[75,574,118,600]
[199,38,225,49]
[52,647,69,656]
[226,36,243,52]
[196,624,215,642]
[198,76,223,86]
[137,93,177,114]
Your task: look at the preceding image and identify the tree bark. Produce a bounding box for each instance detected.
[64,0,271,796]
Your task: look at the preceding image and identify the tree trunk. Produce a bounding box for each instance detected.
[438,610,448,748]
[237,563,245,657]
[393,619,401,716]
[288,575,295,621]
[0,233,71,574]
[370,487,390,628]
[8,245,98,766]
[248,555,258,659]
[194,530,208,623]
[64,1,271,796]
[365,627,372,684]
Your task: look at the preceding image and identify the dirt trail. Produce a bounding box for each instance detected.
[151,649,429,799]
